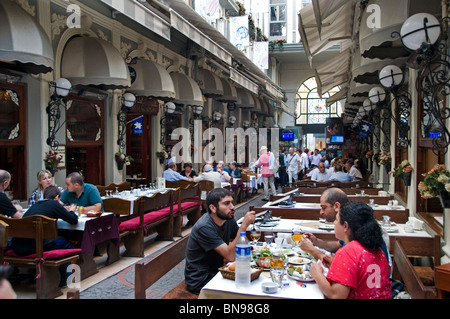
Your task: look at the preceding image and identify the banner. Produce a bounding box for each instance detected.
[230,15,249,50]
[195,0,220,20]
[132,116,143,134]
[357,120,372,139]
[253,41,269,70]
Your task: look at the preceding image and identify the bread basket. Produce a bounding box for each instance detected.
[218,266,263,281]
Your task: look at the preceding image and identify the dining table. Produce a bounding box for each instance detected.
[58,212,120,279]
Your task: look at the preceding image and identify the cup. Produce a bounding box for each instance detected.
[369,199,375,206]
[270,254,286,268]
[270,267,285,288]
[360,190,365,196]
[388,200,393,209]
[382,215,391,225]
[392,200,398,208]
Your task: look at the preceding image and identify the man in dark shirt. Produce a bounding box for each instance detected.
[184,188,255,294]
[0,170,22,218]
[10,185,78,256]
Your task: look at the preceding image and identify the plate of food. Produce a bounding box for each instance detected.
[286,265,315,282]
[84,210,103,217]
[318,224,334,230]
[288,257,312,265]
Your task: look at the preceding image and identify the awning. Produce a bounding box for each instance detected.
[128,59,175,100]
[359,0,441,59]
[229,68,259,95]
[352,53,407,85]
[235,88,255,109]
[197,68,224,97]
[169,8,232,65]
[0,1,54,74]
[315,48,352,96]
[61,36,130,88]
[170,72,203,106]
[99,0,171,41]
[326,85,348,106]
[216,78,238,103]
[298,0,355,64]
[252,96,263,114]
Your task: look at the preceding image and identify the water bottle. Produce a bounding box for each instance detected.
[235,232,251,289]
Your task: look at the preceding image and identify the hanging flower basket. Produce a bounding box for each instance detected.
[439,191,450,209]
[402,173,411,186]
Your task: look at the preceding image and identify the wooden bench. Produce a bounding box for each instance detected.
[393,238,438,299]
[0,214,82,299]
[134,234,197,299]
[173,184,201,237]
[117,190,175,257]
[270,194,394,205]
[249,206,409,224]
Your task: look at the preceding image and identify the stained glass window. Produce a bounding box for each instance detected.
[295,77,342,125]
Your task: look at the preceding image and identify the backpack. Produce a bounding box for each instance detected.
[270,152,280,174]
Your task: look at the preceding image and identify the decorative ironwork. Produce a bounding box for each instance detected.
[46,93,66,151]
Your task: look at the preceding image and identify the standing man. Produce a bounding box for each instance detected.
[184,188,256,294]
[0,170,22,218]
[301,148,310,178]
[310,149,322,168]
[257,146,277,201]
[60,172,103,212]
[278,149,288,188]
[286,147,301,188]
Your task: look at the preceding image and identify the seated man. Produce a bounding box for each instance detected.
[216,163,231,182]
[184,188,256,294]
[345,159,363,180]
[310,162,331,182]
[163,162,193,181]
[229,162,242,178]
[60,172,103,212]
[329,164,352,183]
[193,164,222,188]
[10,185,78,256]
[0,170,23,218]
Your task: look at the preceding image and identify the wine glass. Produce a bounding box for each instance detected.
[265,232,274,246]
[291,228,303,247]
[250,229,261,245]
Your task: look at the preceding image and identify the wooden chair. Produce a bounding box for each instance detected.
[0,214,82,299]
[173,184,201,236]
[116,181,131,192]
[96,183,115,196]
[118,190,175,257]
[393,238,438,299]
[165,180,195,188]
[135,234,197,299]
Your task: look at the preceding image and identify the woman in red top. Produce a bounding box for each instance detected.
[310,201,391,299]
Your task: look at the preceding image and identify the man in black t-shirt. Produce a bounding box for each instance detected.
[10,185,78,256]
[0,170,22,218]
[184,188,255,294]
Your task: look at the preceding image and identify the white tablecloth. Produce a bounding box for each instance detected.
[199,269,324,299]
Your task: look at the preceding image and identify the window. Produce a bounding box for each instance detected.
[270,0,286,38]
[295,77,342,125]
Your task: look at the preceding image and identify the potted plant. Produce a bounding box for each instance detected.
[156,151,167,164]
[43,150,63,175]
[390,160,413,186]
[115,150,134,170]
[418,164,450,208]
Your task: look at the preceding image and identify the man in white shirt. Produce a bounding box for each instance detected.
[310,162,331,182]
[216,163,231,183]
[286,147,301,187]
[194,164,222,188]
[309,149,322,168]
[345,159,363,180]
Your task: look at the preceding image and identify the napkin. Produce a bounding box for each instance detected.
[277,233,293,245]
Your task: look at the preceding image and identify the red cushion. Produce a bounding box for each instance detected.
[118,209,172,232]
[5,248,82,260]
[180,202,199,210]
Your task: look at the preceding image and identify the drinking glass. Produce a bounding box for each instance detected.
[270,253,285,267]
[115,187,119,196]
[270,267,285,288]
[291,228,303,247]
[264,232,274,246]
[250,229,261,245]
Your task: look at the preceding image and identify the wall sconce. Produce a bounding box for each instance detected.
[165,101,176,114]
[192,105,203,117]
[228,115,236,127]
[46,78,72,151]
[117,92,136,151]
[242,120,249,129]
[394,12,450,154]
[213,111,222,123]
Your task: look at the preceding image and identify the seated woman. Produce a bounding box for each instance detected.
[29,169,64,207]
[181,162,197,178]
[310,201,391,299]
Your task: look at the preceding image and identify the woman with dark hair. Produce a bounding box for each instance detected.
[181,162,197,178]
[310,201,391,299]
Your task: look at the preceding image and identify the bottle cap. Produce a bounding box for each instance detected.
[240,232,246,236]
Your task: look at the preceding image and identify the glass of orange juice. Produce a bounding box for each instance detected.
[270,253,285,267]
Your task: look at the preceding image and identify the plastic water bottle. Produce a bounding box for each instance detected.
[235,232,251,289]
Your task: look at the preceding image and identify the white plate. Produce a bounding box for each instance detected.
[287,272,315,283]
[288,257,312,265]
[257,222,278,227]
